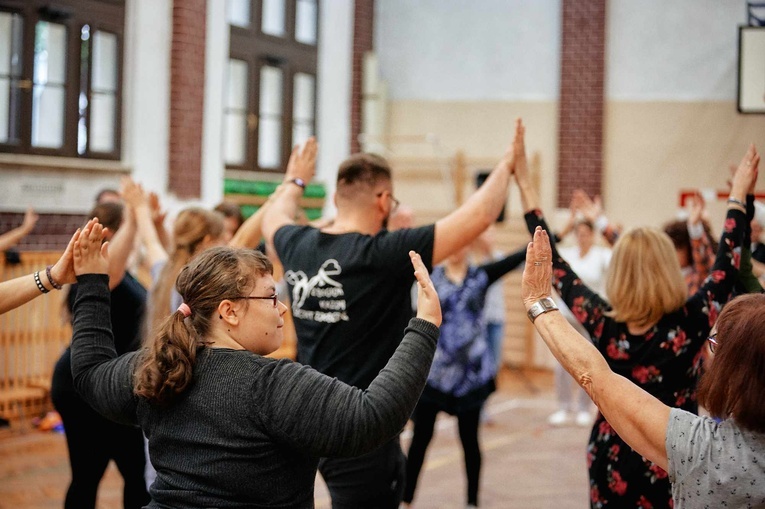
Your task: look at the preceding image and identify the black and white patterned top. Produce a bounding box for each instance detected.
[667,408,765,508]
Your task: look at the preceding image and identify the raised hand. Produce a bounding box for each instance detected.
[21,207,39,233]
[571,189,603,224]
[512,118,528,183]
[285,137,317,184]
[148,191,167,226]
[521,226,553,309]
[685,191,705,226]
[73,219,109,276]
[120,176,148,210]
[410,250,441,327]
[49,221,96,285]
[731,144,760,200]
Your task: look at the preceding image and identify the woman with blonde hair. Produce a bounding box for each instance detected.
[512,117,758,508]
[148,207,225,334]
[522,227,765,509]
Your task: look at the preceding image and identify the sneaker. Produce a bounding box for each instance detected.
[575,411,592,427]
[547,409,569,426]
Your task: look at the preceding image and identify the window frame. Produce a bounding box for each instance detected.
[0,0,124,160]
[226,0,319,174]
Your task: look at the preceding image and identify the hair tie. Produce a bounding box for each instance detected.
[177,303,192,318]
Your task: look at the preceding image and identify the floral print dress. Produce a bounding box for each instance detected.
[525,208,746,509]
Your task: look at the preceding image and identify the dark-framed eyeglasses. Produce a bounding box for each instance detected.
[707,332,718,353]
[235,294,279,307]
[376,191,401,212]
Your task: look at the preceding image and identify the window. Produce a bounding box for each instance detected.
[0,1,124,159]
[225,0,318,173]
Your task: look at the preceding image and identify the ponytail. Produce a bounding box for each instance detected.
[134,310,204,405]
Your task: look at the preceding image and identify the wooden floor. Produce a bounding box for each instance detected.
[0,369,594,509]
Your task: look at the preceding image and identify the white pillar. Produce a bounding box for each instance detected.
[200,2,229,206]
[123,0,172,194]
[316,0,354,217]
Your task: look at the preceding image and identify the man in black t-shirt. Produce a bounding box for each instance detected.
[264,133,516,509]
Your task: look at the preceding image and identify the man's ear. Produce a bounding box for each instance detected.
[217,299,240,326]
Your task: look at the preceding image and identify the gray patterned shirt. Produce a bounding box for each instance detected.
[666,408,765,508]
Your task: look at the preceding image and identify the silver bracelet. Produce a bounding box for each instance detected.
[527,297,558,323]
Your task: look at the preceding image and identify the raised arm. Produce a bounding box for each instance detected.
[522,226,670,470]
[103,197,137,290]
[262,138,317,247]
[260,251,441,457]
[121,177,168,268]
[0,224,80,315]
[70,220,139,425]
[0,207,38,251]
[229,200,270,249]
[687,144,759,312]
[571,190,619,246]
[432,126,515,265]
[479,245,527,286]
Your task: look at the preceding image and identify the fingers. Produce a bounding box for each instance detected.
[409,250,430,287]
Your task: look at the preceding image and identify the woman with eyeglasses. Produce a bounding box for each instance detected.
[68,220,442,509]
[522,227,765,509]
[512,116,760,508]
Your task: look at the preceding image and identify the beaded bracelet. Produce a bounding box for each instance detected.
[45,265,63,290]
[33,271,50,294]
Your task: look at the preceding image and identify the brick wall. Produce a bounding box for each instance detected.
[0,213,87,252]
[557,0,606,207]
[350,0,375,154]
[168,0,207,199]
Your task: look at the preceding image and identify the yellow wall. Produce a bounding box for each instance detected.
[386,99,765,369]
[389,99,765,229]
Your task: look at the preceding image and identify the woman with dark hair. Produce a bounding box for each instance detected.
[68,219,442,509]
[51,204,150,509]
[521,226,765,508]
[512,116,759,508]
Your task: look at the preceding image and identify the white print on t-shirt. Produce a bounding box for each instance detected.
[284,259,349,323]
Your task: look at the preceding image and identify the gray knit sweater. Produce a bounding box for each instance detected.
[70,274,440,508]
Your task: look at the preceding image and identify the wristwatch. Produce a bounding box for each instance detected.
[526,297,559,323]
[288,177,306,190]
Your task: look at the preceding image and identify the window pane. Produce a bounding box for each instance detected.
[292,73,314,146]
[0,78,10,142]
[92,31,117,92]
[258,117,281,168]
[35,22,67,84]
[259,65,282,115]
[31,85,65,148]
[78,25,91,155]
[33,22,67,148]
[295,0,317,45]
[227,59,248,109]
[227,0,251,27]
[90,92,115,152]
[261,0,286,37]
[225,59,249,166]
[224,112,247,165]
[292,72,314,121]
[258,65,282,168]
[292,122,313,147]
[0,12,23,144]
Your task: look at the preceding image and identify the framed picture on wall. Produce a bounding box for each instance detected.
[738,26,765,114]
